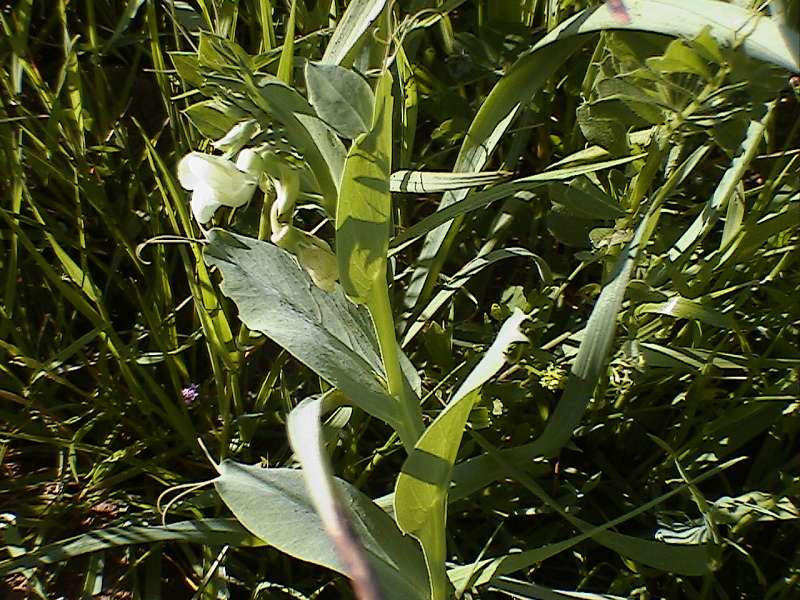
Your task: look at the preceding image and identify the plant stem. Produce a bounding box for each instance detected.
[369,276,424,452]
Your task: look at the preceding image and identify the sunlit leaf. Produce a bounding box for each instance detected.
[336,70,393,304]
[395,310,528,600]
[287,396,429,600]
[306,62,374,139]
[215,460,429,600]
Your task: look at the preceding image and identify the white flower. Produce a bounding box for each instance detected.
[235,148,271,193]
[177,152,258,224]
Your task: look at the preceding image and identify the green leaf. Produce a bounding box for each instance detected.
[636,296,741,331]
[489,578,628,600]
[197,32,251,71]
[0,520,258,576]
[549,177,626,220]
[395,309,528,600]
[103,0,146,53]
[590,0,798,71]
[336,69,393,304]
[548,129,655,169]
[545,210,597,248]
[287,396,429,600]
[595,77,667,125]
[402,248,551,347]
[664,102,774,270]
[713,492,800,524]
[276,0,297,84]
[390,170,510,194]
[203,229,408,436]
[184,99,247,139]
[391,154,644,254]
[214,460,428,600]
[576,102,631,156]
[402,34,583,313]
[170,52,204,88]
[458,434,726,581]
[321,0,388,66]
[405,0,799,314]
[335,69,424,449]
[647,38,712,78]
[306,62,375,139]
[257,78,346,203]
[532,198,657,456]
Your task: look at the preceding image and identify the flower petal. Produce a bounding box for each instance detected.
[235,148,265,179]
[223,179,257,208]
[178,152,259,223]
[177,152,204,191]
[178,152,255,191]
[190,185,222,224]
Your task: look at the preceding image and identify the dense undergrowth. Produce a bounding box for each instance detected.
[1,1,799,599]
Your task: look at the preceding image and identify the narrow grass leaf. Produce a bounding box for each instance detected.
[490,576,627,599]
[277,0,297,84]
[392,154,643,253]
[636,296,741,331]
[321,0,387,66]
[463,434,728,580]
[667,102,774,265]
[532,205,655,456]
[402,248,551,347]
[402,35,583,312]
[0,520,258,576]
[390,170,510,194]
[103,0,146,53]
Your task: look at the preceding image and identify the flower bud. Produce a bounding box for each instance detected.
[295,231,339,292]
[271,225,338,292]
[212,119,258,155]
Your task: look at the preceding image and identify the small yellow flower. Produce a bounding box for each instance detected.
[540,364,567,391]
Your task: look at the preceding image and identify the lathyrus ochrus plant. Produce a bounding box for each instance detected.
[165,2,798,599]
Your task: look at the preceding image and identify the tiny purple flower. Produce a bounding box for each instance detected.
[181,383,200,405]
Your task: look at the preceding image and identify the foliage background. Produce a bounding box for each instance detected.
[0,1,798,598]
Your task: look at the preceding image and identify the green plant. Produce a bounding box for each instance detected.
[2,1,798,599]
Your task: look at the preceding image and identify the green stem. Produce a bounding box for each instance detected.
[369,276,424,452]
[421,512,450,600]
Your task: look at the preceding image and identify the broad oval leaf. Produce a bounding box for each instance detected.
[203,229,408,435]
[287,396,429,600]
[257,78,346,202]
[549,177,627,220]
[214,460,429,600]
[306,62,375,139]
